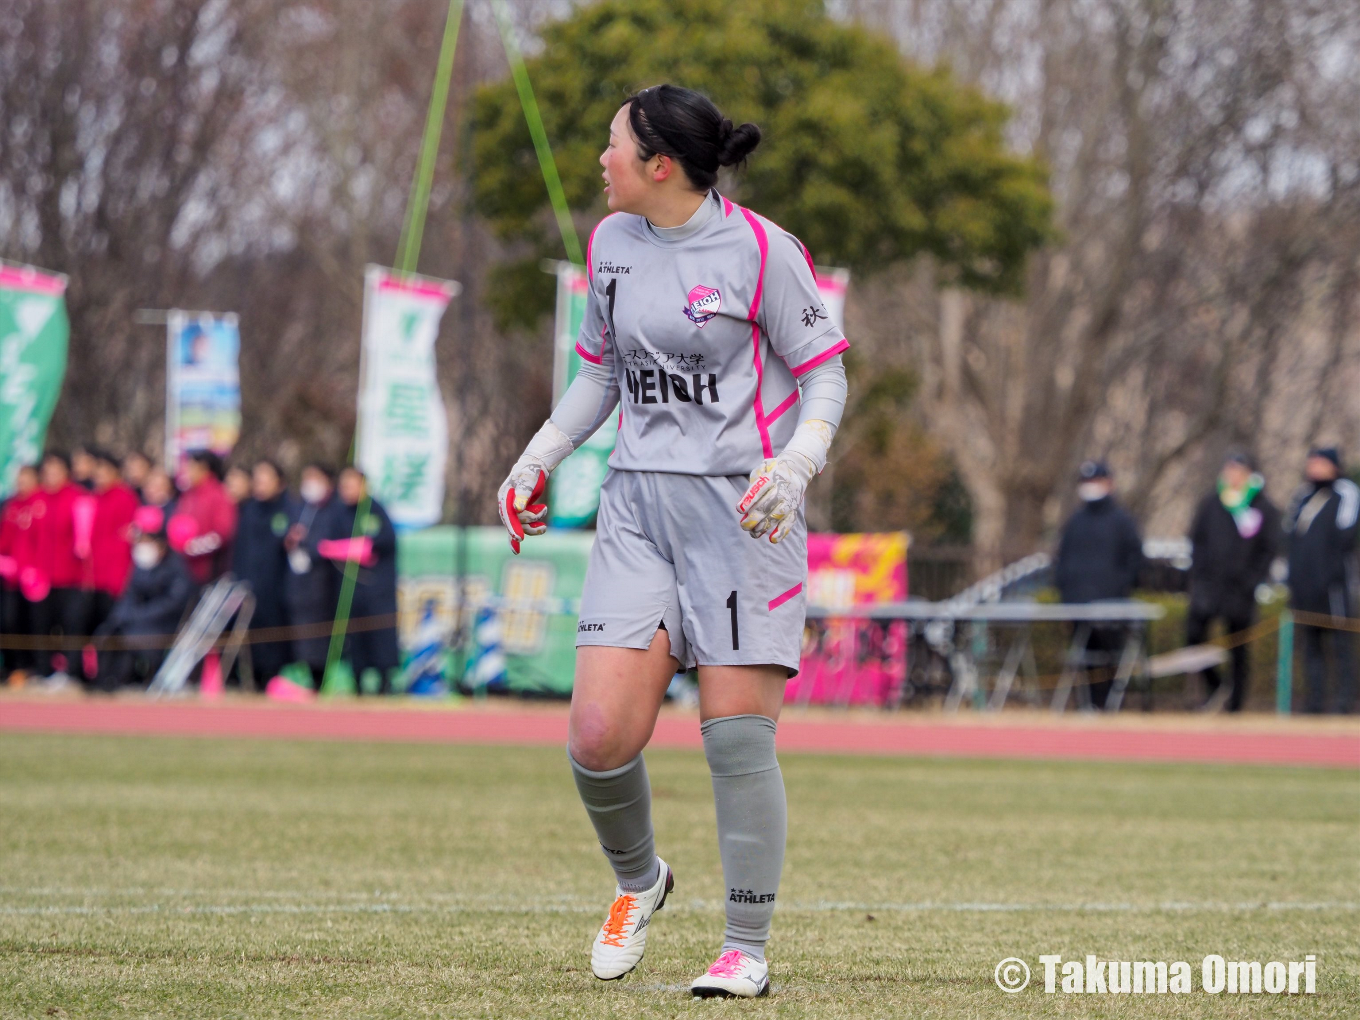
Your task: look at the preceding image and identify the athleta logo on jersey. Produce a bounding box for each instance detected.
[683,285,722,327]
[729,888,776,905]
[596,261,630,275]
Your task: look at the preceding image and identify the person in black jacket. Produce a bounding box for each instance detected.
[1054,460,1145,709]
[315,467,400,694]
[1186,451,1281,712]
[232,460,298,687]
[92,515,194,691]
[284,463,338,689]
[1285,447,1358,714]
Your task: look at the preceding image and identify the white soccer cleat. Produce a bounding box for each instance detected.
[589,858,674,980]
[690,949,770,998]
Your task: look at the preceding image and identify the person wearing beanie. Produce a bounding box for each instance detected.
[1186,450,1281,711]
[1053,460,1145,710]
[1285,446,1357,713]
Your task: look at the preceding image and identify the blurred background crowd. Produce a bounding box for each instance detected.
[0,448,401,696]
[1,439,1354,712]
[1,1,1357,711]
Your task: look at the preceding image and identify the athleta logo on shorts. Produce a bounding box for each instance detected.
[578,621,606,632]
[683,285,722,327]
[729,888,776,904]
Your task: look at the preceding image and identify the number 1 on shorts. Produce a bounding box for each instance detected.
[727,590,739,650]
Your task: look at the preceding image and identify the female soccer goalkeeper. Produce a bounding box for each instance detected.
[497,84,847,998]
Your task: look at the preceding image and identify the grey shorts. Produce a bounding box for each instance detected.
[576,469,807,674]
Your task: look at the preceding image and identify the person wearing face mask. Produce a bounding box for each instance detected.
[1053,460,1145,710]
[284,463,339,690]
[90,507,194,692]
[231,459,298,687]
[1285,446,1358,714]
[1185,450,1281,712]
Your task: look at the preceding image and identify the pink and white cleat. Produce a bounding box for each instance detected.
[690,949,770,998]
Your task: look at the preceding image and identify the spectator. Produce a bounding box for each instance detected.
[71,446,96,491]
[141,467,179,516]
[315,467,399,694]
[86,450,140,636]
[1,465,40,684]
[285,463,338,689]
[30,452,91,686]
[170,450,238,587]
[122,451,152,499]
[232,459,297,685]
[224,464,251,505]
[1054,460,1145,709]
[1186,450,1281,712]
[1285,447,1358,714]
[91,509,194,692]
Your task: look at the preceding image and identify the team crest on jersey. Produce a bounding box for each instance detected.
[683,285,722,327]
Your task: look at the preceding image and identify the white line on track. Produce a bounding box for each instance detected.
[1,899,1356,917]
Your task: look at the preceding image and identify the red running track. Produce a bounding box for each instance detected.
[0,699,1356,768]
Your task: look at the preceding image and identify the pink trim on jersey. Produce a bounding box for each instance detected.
[766,389,799,424]
[739,208,768,320]
[575,340,603,365]
[768,582,803,611]
[738,206,774,459]
[799,241,816,277]
[791,338,850,377]
[721,194,734,217]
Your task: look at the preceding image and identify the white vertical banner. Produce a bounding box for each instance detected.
[356,265,459,529]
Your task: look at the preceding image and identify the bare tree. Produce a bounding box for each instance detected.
[843,0,1360,566]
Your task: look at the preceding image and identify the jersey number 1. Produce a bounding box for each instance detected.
[727,590,739,650]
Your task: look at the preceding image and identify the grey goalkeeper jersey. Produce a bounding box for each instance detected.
[574,191,849,477]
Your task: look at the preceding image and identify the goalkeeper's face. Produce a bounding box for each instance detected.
[600,105,672,215]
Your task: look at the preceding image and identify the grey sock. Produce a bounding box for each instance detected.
[701,714,786,963]
[569,751,659,892]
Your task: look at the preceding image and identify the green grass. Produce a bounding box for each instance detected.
[1,733,1357,1018]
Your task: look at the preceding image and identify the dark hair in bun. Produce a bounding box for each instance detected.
[626,85,761,192]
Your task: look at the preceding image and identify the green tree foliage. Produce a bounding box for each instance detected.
[473,0,1053,326]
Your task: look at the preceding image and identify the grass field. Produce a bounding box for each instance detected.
[1,732,1357,1018]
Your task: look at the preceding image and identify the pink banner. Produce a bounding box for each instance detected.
[788,532,908,707]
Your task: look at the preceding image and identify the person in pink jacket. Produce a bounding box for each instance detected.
[169,451,238,588]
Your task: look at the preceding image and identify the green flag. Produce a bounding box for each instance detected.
[0,264,68,497]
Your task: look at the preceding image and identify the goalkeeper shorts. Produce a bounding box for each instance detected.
[575,468,807,675]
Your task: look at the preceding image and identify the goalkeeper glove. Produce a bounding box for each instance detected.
[736,419,835,544]
[497,420,574,554]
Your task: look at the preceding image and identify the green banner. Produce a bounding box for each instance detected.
[548,262,615,527]
[397,526,591,694]
[0,264,68,497]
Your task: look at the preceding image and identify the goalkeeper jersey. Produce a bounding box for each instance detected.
[575,191,848,477]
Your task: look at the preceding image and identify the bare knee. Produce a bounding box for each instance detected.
[569,702,642,772]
